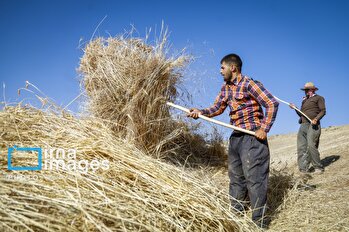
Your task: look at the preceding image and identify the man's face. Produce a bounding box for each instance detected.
[305,89,315,96]
[220,62,233,82]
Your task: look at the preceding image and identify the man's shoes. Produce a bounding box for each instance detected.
[300,169,311,174]
[313,168,324,174]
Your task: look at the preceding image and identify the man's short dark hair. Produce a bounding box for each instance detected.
[221,54,242,71]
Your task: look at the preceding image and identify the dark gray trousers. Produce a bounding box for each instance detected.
[228,133,270,224]
[297,122,323,171]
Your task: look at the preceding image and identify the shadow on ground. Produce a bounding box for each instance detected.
[321,155,340,168]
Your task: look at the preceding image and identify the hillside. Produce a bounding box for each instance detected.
[267,124,349,231]
[208,124,349,231]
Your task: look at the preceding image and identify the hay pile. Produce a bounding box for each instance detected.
[0,32,252,231]
[79,32,186,154]
[0,105,259,231]
[78,32,226,165]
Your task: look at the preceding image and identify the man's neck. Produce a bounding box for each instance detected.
[230,72,241,83]
[307,92,316,98]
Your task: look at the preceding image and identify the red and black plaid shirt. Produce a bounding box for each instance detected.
[200,75,279,133]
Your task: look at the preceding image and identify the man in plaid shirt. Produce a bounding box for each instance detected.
[188,54,279,228]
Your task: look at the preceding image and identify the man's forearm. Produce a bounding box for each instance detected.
[200,102,226,117]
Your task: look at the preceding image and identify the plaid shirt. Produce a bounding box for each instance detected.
[200,75,279,133]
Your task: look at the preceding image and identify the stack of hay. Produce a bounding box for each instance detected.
[0,33,257,231]
[79,34,187,155]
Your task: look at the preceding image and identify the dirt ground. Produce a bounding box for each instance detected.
[198,124,349,231]
[267,124,349,231]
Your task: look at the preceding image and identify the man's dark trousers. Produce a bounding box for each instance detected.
[228,132,270,225]
[297,122,323,171]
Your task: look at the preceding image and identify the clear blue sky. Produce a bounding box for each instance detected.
[1,0,348,136]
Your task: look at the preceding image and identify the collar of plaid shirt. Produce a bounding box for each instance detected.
[227,73,243,86]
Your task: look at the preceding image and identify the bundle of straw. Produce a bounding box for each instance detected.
[78,31,227,165]
[79,31,188,154]
[0,105,258,231]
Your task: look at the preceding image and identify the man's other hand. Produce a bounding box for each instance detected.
[187,108,201,119]
[289,103,296,109]
[255,128,267,140]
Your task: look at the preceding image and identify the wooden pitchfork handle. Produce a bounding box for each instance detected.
[166,102,256,136]
[273,96,312,122]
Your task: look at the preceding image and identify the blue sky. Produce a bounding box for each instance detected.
[1,0,348,136]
